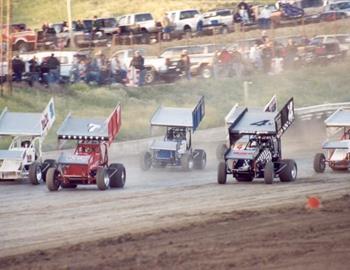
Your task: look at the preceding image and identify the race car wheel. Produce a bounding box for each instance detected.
[264,161,274,184]
[61,183,77,189]
[109,163,126,188]
[42,159,56,182]
[235,174,254,182]
[279,159,297,182]
[313,153,326,173]
[217,161,227,184]
[193,149,206,170]
[181,153,194,171]
[46,168,61,191]
[29,162,42,185]
[140,151,152,171]
[96,167,110,191]
[216,143,228,160]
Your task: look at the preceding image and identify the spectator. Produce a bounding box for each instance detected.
[179,50,191,80]
[285,39,297,68]
[258,6,272,29]
[46,53,60,84]
[238,0,249,11]
[12,55,25,82]
[28,56,40,86]
[161,14,172,41]
[86,58,101,85]
[218,48,233,77]
[76,20,85,31]
[239,6,249,24]
[231,47,243,78]
[249,41,262,70]
[261,42,273,74]
[111,56,127,84]
[129,50,145,86]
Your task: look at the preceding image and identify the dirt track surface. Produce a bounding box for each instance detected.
[0,120,350,268]
[1,195,350,270]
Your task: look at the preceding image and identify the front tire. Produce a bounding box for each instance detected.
[29,162,42,185]
[42,159,56,182]
[96,167,110,190]
[140,151,152,171]
[217,161,227,184]
[46,168,61,191]
[313,153,326,173]
[109,163,126,188]
[264,161,274,184]
[279,159,297,182]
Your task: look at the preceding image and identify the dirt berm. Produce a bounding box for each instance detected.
[1,194,349,270]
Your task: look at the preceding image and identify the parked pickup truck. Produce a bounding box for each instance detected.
[112,49,181,84]
[2,23,36,53]
[203,9,234,34]
[118,13,158,34]
[166,9,204,38]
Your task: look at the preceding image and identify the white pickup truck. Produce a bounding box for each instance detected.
[166,9,204,37]
[112,49,179,84]
[117,13,158,34]
[203,9,234,34]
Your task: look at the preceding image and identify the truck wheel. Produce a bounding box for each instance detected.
[236,174,254,182]
[217,161,227,184]
[29,162,42,185]
[183,26,192,38]
[42,159,56,182]
[201,66,212,79]
[109,163,126,188]
[140,151,152,171]
[61,183,77,189]
[144,69,155,84]
[16,41,31,53]
[181,153,193,171]
[46,168,61,191]
[279,159,297,182]
[193,149,206,170]
[313,153,326,173]
[264,161,274,184]
[96,167,110,190]
[216,143,228,160]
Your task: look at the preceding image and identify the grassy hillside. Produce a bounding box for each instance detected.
[1,59,350,150]
[13,0,259,28]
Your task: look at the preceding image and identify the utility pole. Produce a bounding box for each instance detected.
[6,0,12,95]
[67,0,74,48]
[0,0,4,96]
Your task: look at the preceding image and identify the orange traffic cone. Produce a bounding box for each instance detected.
[306,196,321,209]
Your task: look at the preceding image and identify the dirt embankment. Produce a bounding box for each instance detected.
[1,194,350,270]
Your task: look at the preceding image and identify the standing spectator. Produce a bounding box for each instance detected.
[85,58,101,85]
[218,48,233,77]
[258,6,272,29]
[261,42,273,74]
[111,56,127,84]
[239,6,249,24]
[285,39,297,69]
[12,55,25,82]
[76,20,85,31]
[28,56,40,86]
[161,13,172,41]
[249,41,262,70]
[46,53,60,84]
[231,47,243,78]
[179,50,191,80]
[129,50,145,86]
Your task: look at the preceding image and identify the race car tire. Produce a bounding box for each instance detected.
[217,161,227,184]
[109,163,126,188]
[140,151,152,171]
[96,167,110,191]
[29,162,42,185]
[181,153,194,171]
[193,149,206,170]
[42,159,56,182]
[46,168,61,191]
[61,183,77,189]
[264,161,274,184]
[313,153,326,173]
[279,159,298,182]
[236,174,254,182]
[216,143,228,160]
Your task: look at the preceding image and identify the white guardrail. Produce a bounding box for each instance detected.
[295,102,350,121]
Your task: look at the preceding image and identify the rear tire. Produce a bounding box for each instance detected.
[193,149,206,170]
[42,159,56,182]
[313,153,326,173]
[181,153,193,171]
[264,161,274,184]
[46,168,60,191]
[217,161,227,184]
[109,163,126,188]
[140,151,152,171]
[279,159,297,182]
[96,167,110,190]
[29,162,42,185]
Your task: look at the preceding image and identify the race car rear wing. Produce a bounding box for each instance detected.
[150,96,205,132]
[0,97,55,137]
[275,97,294,138]
[57,104,122,145]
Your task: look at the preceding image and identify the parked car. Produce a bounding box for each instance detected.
[166,9,204,38]
[2,23,36,53]
[118,13,158,34]
[324,1,350,16]
[203,9,234,34]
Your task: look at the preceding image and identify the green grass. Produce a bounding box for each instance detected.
[1,59,350,150]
